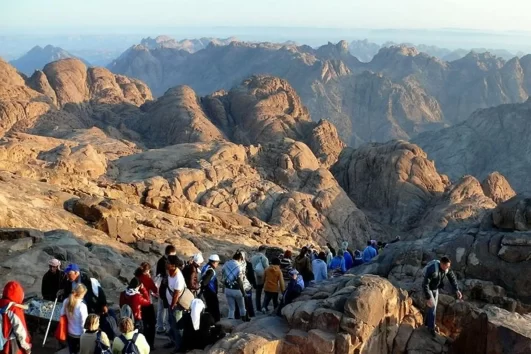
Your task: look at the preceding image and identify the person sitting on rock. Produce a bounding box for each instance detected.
[181,298,225,351]
[276,269,303,316]
[0,281,32,354]
[182,253,203,295]
[60,263,108,315]
[362,240,378,263]
[328,252,346,278]
[261,258,285,314]
[294,247,313,287]
[342,242,354,269]
[200,254,221,322]
[42,258,65,302]
[311,252,328,282]
[422,256,462,337]
[119,277,151,333]
[352,250,364,267]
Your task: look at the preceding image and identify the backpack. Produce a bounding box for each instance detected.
[119,333,140,354]
[423,260,441,278]
[0,303,15,350]
[253,257,265,278]
[94,331,111,354]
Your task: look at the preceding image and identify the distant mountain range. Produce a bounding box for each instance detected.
[349,39,525,63]
[139,35,238,52]
[9,45,90,76]
[108,39,531,147]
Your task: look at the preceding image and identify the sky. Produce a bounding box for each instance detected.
[2,0,531,33]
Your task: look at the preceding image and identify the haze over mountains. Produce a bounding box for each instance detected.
[9,44,90,76]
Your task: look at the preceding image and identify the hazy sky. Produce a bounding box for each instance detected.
[2,0,531,32]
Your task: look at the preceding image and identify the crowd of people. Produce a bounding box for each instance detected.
[0,237,406,354]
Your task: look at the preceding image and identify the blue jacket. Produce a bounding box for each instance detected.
[312,259,328,282]
[343,251,353,269]
[201,264,218,293]
[328,256,346,274]
[362,246,377,263]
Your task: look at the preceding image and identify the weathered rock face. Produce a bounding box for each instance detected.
[491,195,531,231]
[481,172,516,204]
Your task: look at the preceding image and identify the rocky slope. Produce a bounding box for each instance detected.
[414,99,531,193]
[9,45,90,76]
[108,39,531,146]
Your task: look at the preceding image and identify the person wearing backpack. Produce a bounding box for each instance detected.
[200,255,221,322]
[111,318,149,354]
[222,252,249,321]
[119,278,151,334]
[0,281,32,354]
[80,314,111,354]
[422,256,462,337]
[250,246,269,312]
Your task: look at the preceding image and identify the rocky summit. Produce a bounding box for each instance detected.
[0,56,530,354]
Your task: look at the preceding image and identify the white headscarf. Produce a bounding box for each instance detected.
[190,298,205,330]
[193,253,204,266]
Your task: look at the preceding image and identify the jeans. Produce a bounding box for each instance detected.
[262,291,279,311]
[255,284,264,311]
[67,335,80,354]
[156,297,169,331]
[425,289,439,330]
[225,288,246,319]
[168,307,183,351]
[235,290,255,319]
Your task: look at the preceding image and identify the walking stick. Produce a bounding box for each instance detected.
[42,297,58,347]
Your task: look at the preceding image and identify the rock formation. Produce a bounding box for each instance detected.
[9,45,91,76]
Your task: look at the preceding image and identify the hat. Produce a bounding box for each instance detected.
[209,254,220,262]
[193,253,204,265]
[64,264,80,273]
[289,269,299,276]
[49,259,61,267]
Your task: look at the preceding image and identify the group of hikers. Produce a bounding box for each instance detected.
[1,235,462,354]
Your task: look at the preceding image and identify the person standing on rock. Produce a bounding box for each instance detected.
[61,283,88,354]
[234,251,256,318]
[155,245,177,334]
[261,258,285,314]
[294,247,313,287]
[341,242,354,270]
[251,246,269,313]
[200,255,221,322]
[352,250,364,267]
[312,252,328,282]
[182,253,203,295]
[134,263,157,348]
[60,264,107,315]
[362,240,377,263]
[422,256,462,337]
[165,255,186,352]
[42,258,65,302]
[0,281,32,354]
[326,242,336,257]
[279,250,293,283]
[222,252,250,321]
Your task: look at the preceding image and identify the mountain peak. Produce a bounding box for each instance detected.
[10,45,90,76]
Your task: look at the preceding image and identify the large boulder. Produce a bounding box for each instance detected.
[491,195,531,231]
[481,172,516,205]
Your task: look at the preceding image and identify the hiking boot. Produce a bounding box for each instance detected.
[242,314,251,322]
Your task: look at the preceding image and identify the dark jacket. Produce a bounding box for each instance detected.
[182,263,201,291]
[283,279,302,305]
[155,256,167,277]
[422,261,460,299]
[245,261,256,289]
[42,270,65,301]
[294,255,313,282]
[63,273,107,314]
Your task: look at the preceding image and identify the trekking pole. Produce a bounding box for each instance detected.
[42,297,58,347]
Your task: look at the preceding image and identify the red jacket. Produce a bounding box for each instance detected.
[0,281,31,354]
[137,274,158,302]
[119,287,150,320]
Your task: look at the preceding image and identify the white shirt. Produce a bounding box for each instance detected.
[166,269,185,306]
[61,298,88,336]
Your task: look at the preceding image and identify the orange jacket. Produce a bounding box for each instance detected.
[263,265,285,293]
[0,281,31,354]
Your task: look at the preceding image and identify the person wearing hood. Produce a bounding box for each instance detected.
[182,253,203,295]
[341,242,354,269]
[119,277,150,333]
[0,281,32,354]
[61,283,89,354]
[328,252,346,278]
[276,269,304,315]
[60,264,107,315]
[134,263,157,347]
[200,254,220,322]
[312,252,328,282]
[261,258,285,313]
[352,250,364,267]
[294,247,313,287]
[362,240,378,263]
[42,258,65,302]
[222,252,249,321]
[250,246,269,313]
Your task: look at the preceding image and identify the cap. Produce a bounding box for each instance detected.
[64,263,80,273]
[193,253,204,265]
[289,269,299,276]
[209,254,220,262]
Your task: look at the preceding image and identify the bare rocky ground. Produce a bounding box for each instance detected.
[0,57,530,353]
